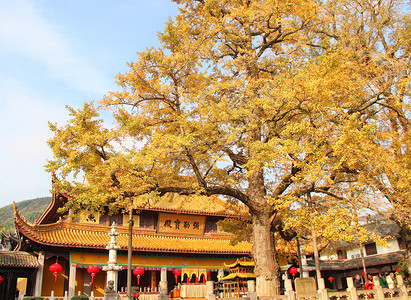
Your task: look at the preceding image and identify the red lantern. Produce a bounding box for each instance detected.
[289,267,298,282]
[0,276,4,284]
[49,263,63,282]
[173,269,182,284]
[87,266,100,284]
[328,276,335,283]
[133,268,145,285]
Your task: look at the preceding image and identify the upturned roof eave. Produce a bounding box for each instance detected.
[14,208,252,256]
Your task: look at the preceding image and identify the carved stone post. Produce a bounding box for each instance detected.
[301,255,309,278]
[373,275,384,300]
[396,275,408,300]
[159,267,169,300]
[206,280,216,300]
[285,279,296,300]
[347,277,358,300]
[247,280,257,300]
[317,277,328,300]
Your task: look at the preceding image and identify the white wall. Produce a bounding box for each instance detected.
[321,238,400,260]
[376,239,400,254]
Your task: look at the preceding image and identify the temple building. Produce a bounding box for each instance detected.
[12,191,252,299]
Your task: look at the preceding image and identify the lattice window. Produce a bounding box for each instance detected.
[365,242,377,256]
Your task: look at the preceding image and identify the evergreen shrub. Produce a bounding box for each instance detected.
[71,296,88,300]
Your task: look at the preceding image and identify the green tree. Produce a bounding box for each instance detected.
[46,0,410,295]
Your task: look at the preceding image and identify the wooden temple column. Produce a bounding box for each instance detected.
[34,250,45,296]
[68,263,77,298]
[83,269,92,296]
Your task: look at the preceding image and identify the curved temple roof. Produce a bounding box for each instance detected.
[219,272,256,281]
[14,203,252,255]
[224,258,255,268]
[0,250,39,268]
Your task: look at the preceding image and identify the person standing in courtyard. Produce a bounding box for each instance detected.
[354,274,365,290]
[365,274,374,290]
[379,273,388,289]
[386,272,396,289]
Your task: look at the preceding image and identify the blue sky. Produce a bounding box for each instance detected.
[0,0,179,207]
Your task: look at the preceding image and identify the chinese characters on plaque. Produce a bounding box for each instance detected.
[158,213,205,234]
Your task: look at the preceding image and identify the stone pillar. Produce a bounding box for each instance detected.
[247,280,257,300]
[34,250,45,296]
[346,277,358,300]
[103,222,122,293]
[373,275,384,300]
[159,267,169,300]
[301,255,309,278]
[285,279,296,300]
[396,275,408,300]
[205,280,216,300]
[68,263,77,298]
[317,278,328,300]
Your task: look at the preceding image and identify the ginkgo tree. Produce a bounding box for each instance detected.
[313,0,411,272]
[46,0,410,296]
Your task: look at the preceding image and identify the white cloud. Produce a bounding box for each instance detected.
[0,0,111,94]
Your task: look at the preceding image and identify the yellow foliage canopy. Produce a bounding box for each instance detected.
[46,0,410,295]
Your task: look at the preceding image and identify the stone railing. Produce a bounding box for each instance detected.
[18,290,104,300]
[216,275,410,300]
[17,275,411,300]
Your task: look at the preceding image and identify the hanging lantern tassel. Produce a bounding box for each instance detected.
[328,276,335,283]
[173,269,182,284]
[87,266,100,284]
[49,263,63,282]
[133,268,145,285]
[289,267,298,282]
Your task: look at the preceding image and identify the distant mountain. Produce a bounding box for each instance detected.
[0,197,52,232]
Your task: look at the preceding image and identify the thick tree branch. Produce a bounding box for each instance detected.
[156,184,255,212]
[272,165,302,198]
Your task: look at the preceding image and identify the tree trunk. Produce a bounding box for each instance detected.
[311,230,322,282]
[400,226,411,274]
[252,212,280,297]
[297,237,304,278]
[359,242,367,279]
